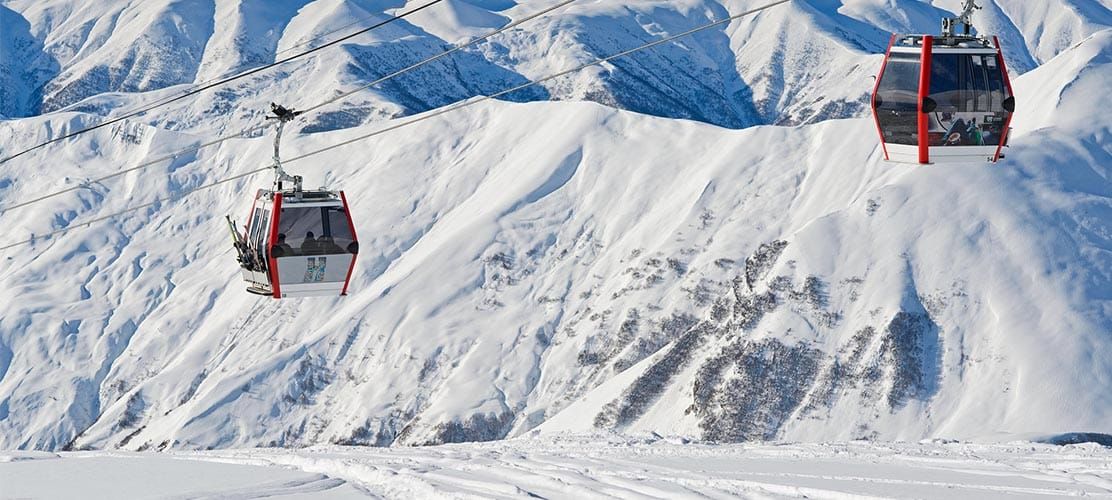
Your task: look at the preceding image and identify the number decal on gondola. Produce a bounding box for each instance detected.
[304,257,328,283]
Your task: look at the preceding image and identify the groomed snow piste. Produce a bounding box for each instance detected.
[3,434,1112,499]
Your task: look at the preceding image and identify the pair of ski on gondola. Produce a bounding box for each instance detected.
[230,0,1014,299]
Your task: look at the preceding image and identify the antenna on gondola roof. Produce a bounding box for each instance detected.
[942,0,981,38]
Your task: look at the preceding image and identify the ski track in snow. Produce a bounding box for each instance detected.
[3,436,1112,499]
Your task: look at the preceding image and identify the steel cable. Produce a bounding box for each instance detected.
[0,0,446,165]
[0,0,791,252]
[0,0,577,217]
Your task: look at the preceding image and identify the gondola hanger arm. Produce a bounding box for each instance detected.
[266,103,304,196]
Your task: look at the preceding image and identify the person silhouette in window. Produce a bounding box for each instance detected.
[273,233,295,257]
[301,231,320,255]
[966,118,984,145]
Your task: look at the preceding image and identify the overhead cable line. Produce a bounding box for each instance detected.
[289,0,791,159]
[0,123,276,218]
[0,0,577,217]
[0,167,272,252]
[0,0,447,166]
[300,0,577,115]
[275,6,418,57]
[0,0,790,252]
[52,3,433,119]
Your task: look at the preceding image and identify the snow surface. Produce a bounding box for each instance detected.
[0,450,362,498]
[2,435,1112,498]
[0,0,1110,457]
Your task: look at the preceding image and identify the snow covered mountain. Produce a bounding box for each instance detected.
[5,0,1109,126]
[0,0,1110,451]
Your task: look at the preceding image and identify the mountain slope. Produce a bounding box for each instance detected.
[0,2,1110,451]
[1,28,1110,450]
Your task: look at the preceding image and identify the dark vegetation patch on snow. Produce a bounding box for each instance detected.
[1040,433,1112,447]
[882,311,941,408]
[744,240,788,291]
[588,235,947,442]
[406,411,516,446]
[283,355,333,406]
[691,338,823,441]
[594,322,714,429]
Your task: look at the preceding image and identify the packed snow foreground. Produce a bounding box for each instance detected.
[3,433,1112,499]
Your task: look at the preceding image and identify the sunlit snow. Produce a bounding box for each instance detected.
[0,0,1110,496]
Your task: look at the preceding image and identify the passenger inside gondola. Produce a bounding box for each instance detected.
[317,236,342,254]
[301,231,319,255]
[927,53,1008,146]
[271,205,356,258]
[274,233,294,257]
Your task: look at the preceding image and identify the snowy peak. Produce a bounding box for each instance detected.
[1012,28,1112,134]
[835,0,953,36]
[195,0,313,81]
[3,0,1110,125]
[0,5,51,118]
[987,0,1112,67]
[34,0,215,112]
[403,0,510,43]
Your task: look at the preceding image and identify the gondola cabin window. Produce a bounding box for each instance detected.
[926,53,1011,146]
[274,206,357,257]
[875,53,921,145]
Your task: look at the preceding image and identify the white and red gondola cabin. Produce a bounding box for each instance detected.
[871,9,1016,164]
[236,188,359,298]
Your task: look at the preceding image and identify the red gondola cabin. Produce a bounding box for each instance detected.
[872,23,1016,164]
[233,188,359,298]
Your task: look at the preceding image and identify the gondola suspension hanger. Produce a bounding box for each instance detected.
[942,0,980,39]
[267,103,304,195]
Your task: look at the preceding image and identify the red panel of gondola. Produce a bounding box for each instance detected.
[339,191,359,296]
[268,193,284,299]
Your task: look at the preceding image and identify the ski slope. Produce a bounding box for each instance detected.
[0,0,1110,453]
[3,435,1112,498]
